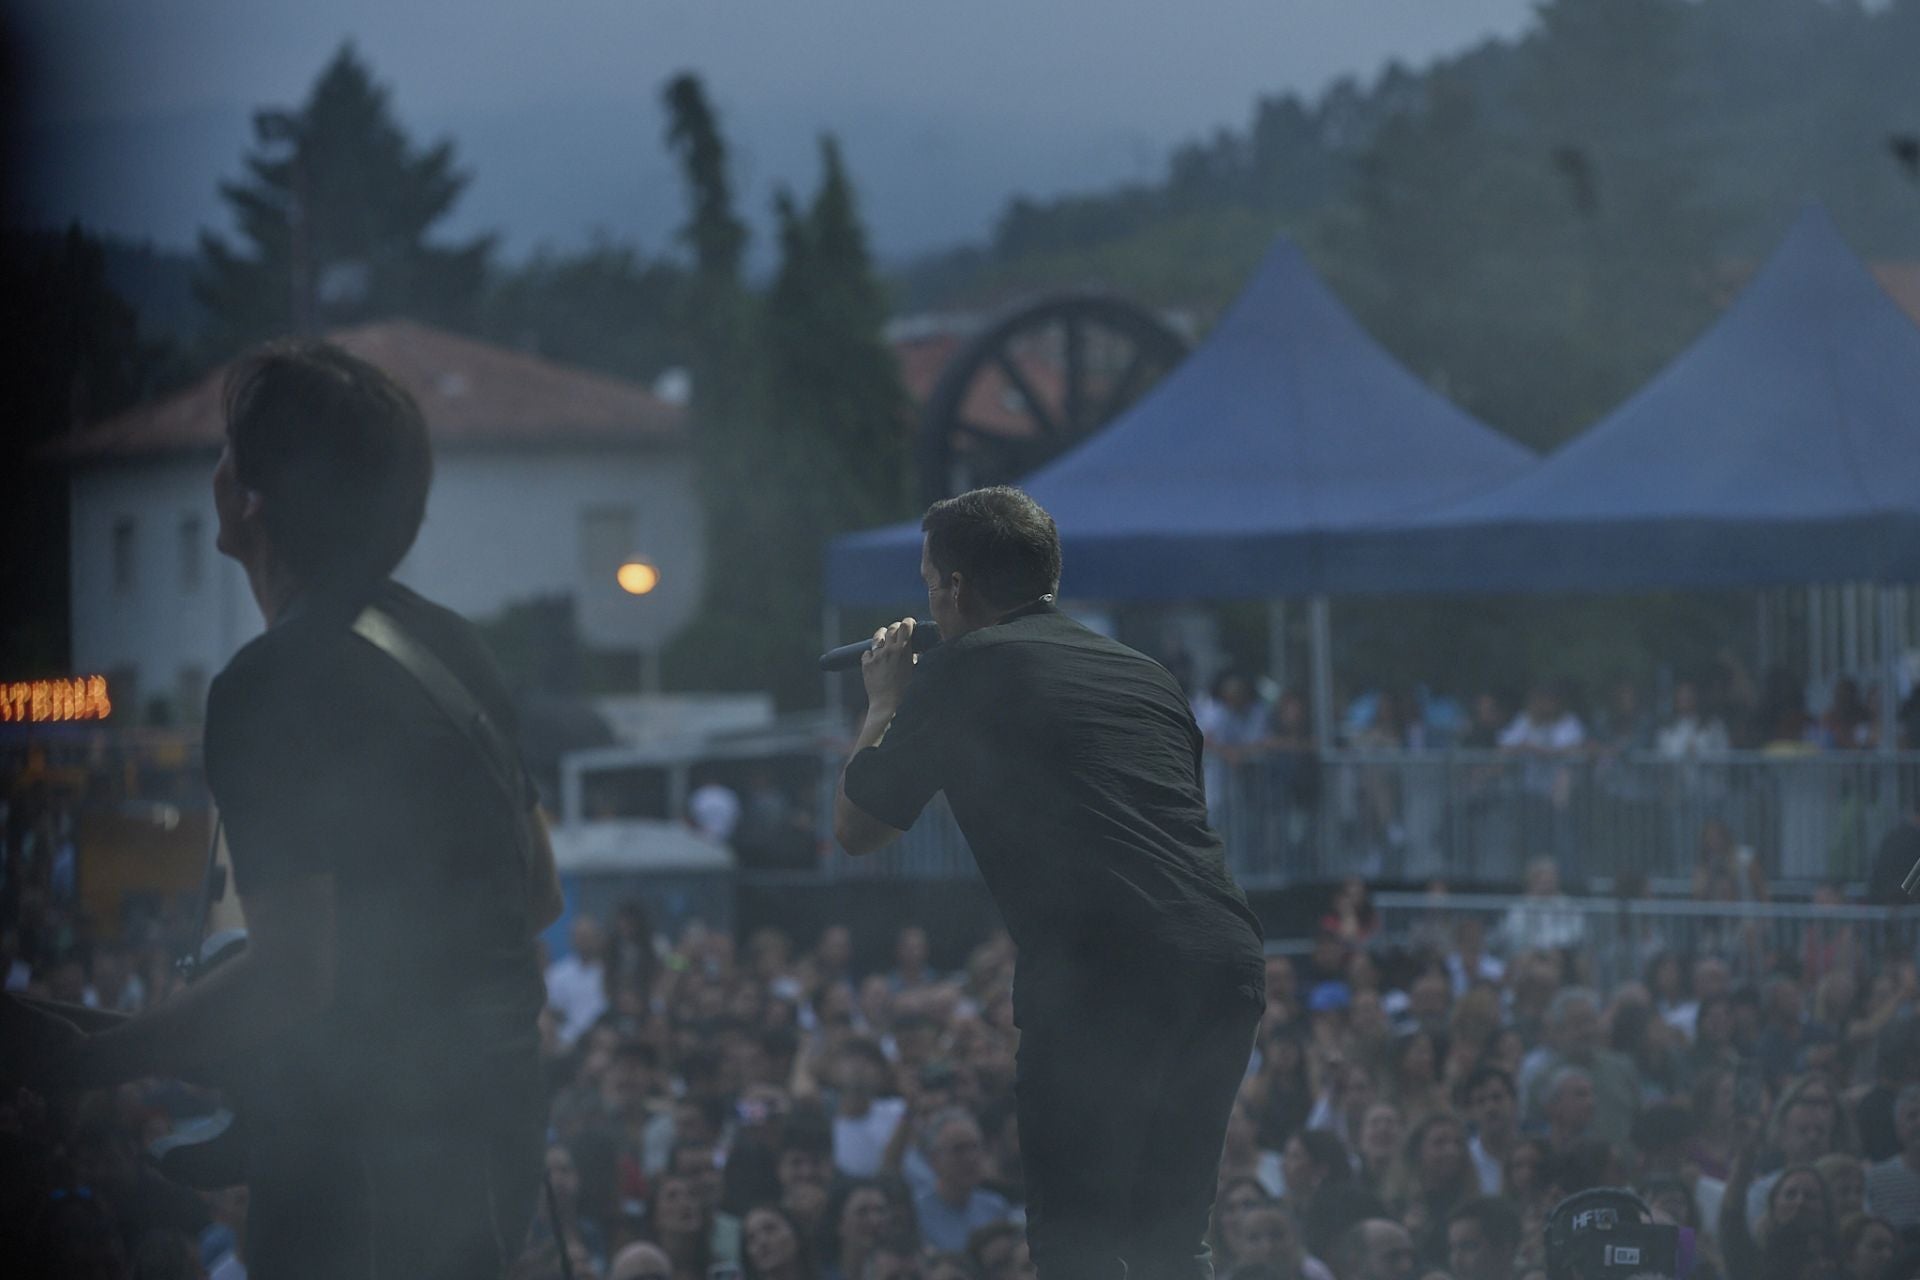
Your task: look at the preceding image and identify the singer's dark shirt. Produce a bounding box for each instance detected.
[842,602,1264,1021]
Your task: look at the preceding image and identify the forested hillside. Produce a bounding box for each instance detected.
[895,0,1920,449]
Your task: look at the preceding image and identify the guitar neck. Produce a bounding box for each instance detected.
[11,994,130,1033]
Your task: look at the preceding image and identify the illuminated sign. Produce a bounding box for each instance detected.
[0,676,113,723]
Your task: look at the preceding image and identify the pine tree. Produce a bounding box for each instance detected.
[195,43,491,349]
[663,75,749,289]
[657,73,801,701]
[661,73,755,433]
[767,136,910,527]
[1,225,175,673]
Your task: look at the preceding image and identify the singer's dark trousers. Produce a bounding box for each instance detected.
[1016,966,1263,1280]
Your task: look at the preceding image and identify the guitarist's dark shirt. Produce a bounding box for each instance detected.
[204,578,546,1128]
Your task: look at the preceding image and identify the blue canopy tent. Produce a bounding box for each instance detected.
[1328,205,1920,595]
[825,237,1537,740]
[1326,205,1920,745]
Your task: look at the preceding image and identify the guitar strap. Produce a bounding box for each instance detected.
[349,605,537,936]
[349,604,573,1280]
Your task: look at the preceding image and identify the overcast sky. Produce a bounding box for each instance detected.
[7,0,1541,262]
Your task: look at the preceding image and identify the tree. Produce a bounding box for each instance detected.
[1325,0,1726,450]
[766,136,911,527]
[195,43,491,349]
[663,74,749,288]
[658,114,912,708]
[478,240,692,384]
[656,73,795,700]
[661,73,755,433]
[0,225,177,673]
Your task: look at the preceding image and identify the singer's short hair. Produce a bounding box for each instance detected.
[224,339,432,592]
[921,486,1061,609]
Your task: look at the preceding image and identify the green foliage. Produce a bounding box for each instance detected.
[766,137,911,527]
[886,0,1920,697]
[656,73,783,699]
[663,74,750,287]
[665,132,914,708]
[901,0,1920,449]
[1318,32,1727,450]
[654,86,910,707]
[477,240,693,384]
[194,43,492,349]
[1,226,180,674]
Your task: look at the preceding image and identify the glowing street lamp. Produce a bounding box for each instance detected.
[617,560,660,596]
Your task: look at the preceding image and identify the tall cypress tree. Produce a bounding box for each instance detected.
[765,137,909,529]
[658,74,798,701]
[662,73,754,430]
[658,97,909,708]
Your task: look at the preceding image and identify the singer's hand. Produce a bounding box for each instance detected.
[860,617,918,715]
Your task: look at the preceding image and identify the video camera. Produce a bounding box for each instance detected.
[1544,1188,1685,1280]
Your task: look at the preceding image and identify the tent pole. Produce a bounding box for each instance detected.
[822,604,841,721]
[1309,596,1334,753]
[1842,584,1856,680]
[1881,585,1900,756]
[1267,599,1288,694]
[1808,586,1823,692]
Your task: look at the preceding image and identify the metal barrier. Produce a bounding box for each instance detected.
[1368,890,1920,991]
[572,743,1920,890]
[1217,749,1920,890]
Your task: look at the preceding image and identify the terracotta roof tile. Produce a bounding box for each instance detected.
[52,318,684,461]
[1872,262,1920,328]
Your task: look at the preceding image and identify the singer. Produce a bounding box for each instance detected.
[834,486,1266,1280]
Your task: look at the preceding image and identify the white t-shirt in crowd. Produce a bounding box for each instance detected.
[1694,1174,1726,1240]
[1469,1135,1504,1195]
[1255,1148,1283,1198]
[1498,712,1585,752]
[1663,1001,1700,1042]
[833,1097,908,1177]
[689,783,743,842]
[1447,951,1506,996]
[544,954,608,1049]
[1657,716,1730,758]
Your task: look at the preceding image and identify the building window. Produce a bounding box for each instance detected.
[112,517,136,592]
[180,515,203,592]
[579,506,637,585]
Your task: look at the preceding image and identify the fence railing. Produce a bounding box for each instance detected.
[1367,890,1920,990]
[1214,748,1919,889]
[789,749,1920,889]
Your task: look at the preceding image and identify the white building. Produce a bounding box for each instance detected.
[59,320,704,724]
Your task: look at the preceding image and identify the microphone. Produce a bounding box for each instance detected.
[819,623,941,672]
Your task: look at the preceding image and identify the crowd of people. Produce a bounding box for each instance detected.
[524,888,1920,1280]
[18,861,1920,1280]
[1190,662,1920,887]
[1191,661,1920,759]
